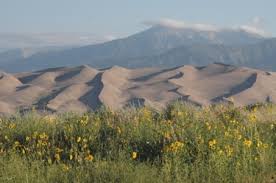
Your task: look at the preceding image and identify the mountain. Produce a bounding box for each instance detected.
[0,32,109,50]
[0,32,113,71]
[132,38,276,71]
[0,63,275,114]
[0,26,266,72]
[0,46,76,63]
[0,49,24,65]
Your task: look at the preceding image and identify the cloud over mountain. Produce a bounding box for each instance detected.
[143,18,219,31]
[143,18,270,37]
[239,17,270,37]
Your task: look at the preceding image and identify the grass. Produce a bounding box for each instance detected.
[0,103,275,183]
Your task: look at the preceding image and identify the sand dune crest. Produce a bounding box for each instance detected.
[0,63,276,114]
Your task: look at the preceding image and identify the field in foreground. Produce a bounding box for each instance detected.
[0,103,276,183]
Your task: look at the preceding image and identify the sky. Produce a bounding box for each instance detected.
[1,0,275,39]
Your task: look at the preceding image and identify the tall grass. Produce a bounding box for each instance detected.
[0,103,275,183]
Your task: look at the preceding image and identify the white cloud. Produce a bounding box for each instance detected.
[103,35,117,41]
[143,18,219,31]
[239,25,268,37]
[143,18,271,37]
[239,17,270,37]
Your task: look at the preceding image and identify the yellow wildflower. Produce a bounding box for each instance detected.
[33,131,38,139]
[8,123,16,129]
[62,164,70,172]
[48,158,52,165]
[80,114,89,126]
[83,144,88,149]
[257,140,263,148]
[142,108,152,121]
[237,134,242,140]
[224,131,231,137]
[263,143,269,149]
[55,153,61,161]
[208,139,217,149]
[248,113,257,123]
[69,154,73,160]
[164,132,171,140]
[243,139,252,148]
[117,127,122,134]
[197,135,204,144]
[14,141,20,147]
[80,119,88,126]
[4,135,9,141]
[39,132,49,140]
[225,145,234,157]
[132,152,138,159]
[206,122,212,131]
[83,138,88,143]
[230,119,237,124]
[85,154,94,161]
[173,141,184,150]
[41,141,48,146]
[43,115,56,124]
[166,120,173,125]
[56,148,63,153]
[26,136,30,141]
[165,141,184,152]
[77,137,82,143]
[177,111,183,117]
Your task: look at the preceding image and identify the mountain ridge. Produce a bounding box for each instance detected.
[1,25,272,73]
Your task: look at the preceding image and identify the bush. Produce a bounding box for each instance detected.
[0,103,275,182]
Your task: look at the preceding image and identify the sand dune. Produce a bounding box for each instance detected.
[0,63,276,114]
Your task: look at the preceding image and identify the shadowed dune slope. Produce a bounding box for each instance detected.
[0,63,276,114]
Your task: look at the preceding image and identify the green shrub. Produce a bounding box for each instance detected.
[0,103,275,182]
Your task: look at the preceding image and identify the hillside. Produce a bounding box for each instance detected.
[136,38,276,71]
[0,26,267,73]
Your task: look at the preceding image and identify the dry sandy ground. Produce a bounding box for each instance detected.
[0,63,276,114]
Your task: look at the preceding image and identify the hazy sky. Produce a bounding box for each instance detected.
[1,0,275,37]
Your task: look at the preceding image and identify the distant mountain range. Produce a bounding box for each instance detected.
[0,46,73,64]
[132,38,276,71]
[1,26,276,72]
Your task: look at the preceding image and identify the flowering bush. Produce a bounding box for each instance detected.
[0,103,275,182]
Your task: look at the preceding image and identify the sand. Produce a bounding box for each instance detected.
[0,63,275,114]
